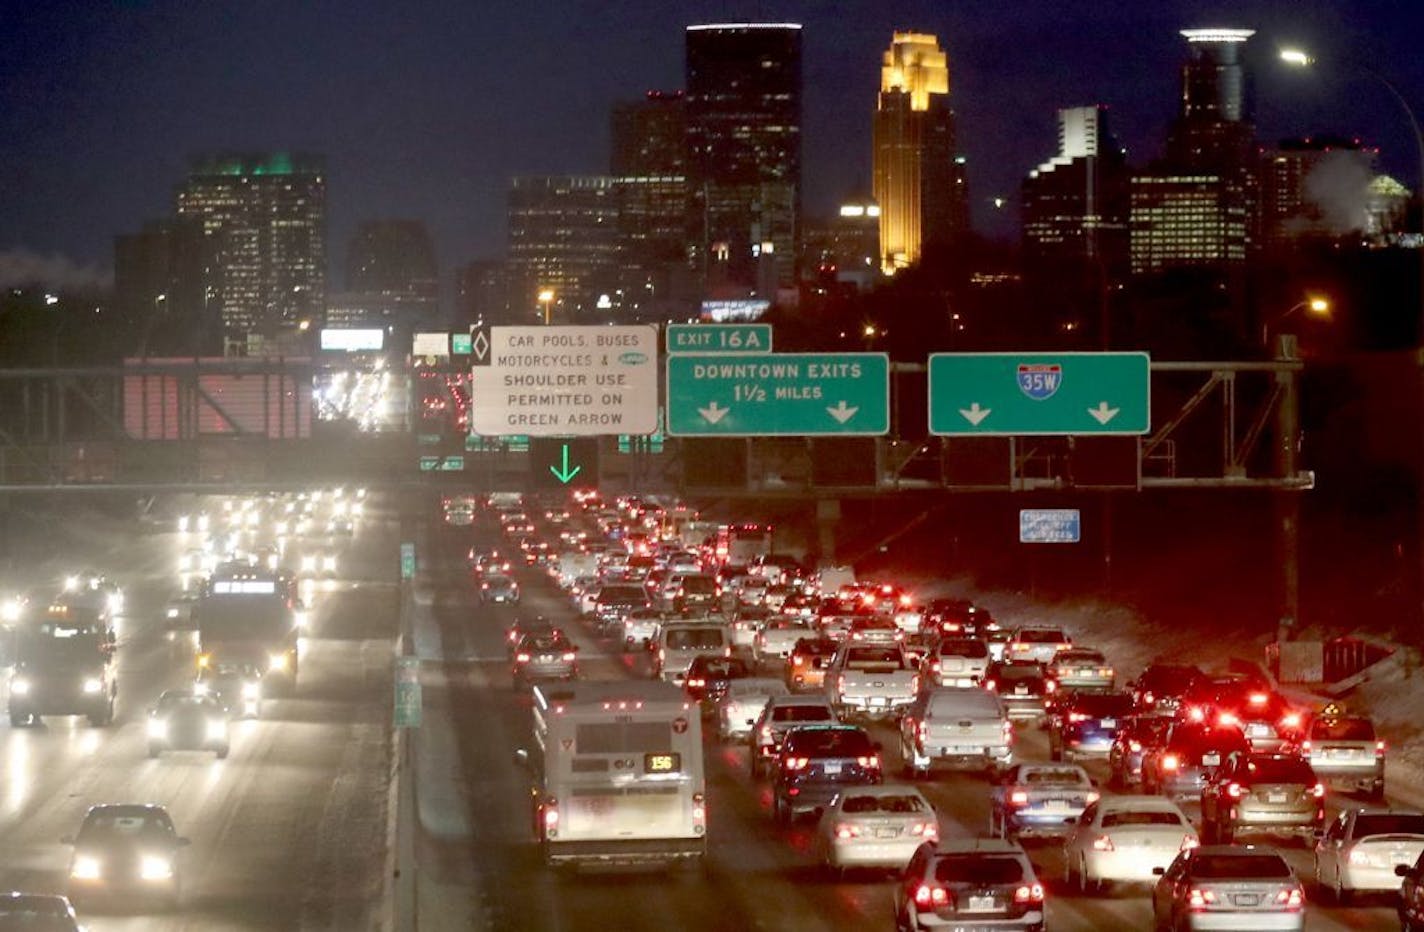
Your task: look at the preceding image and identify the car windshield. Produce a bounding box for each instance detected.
[1354,814,1424,837]
[680,576,717,594]
[1190,853,1291,880]
[692,657,750,678]
[1102,809,1184,828]
[1059,651,1105,664]
[786,728,873,757]
[1243,757,1314,784]
[80,812,172,840]
[997,664,1042,682]
[1019,629,1066,643]
[1070,694,1133,716]
[939,639,988,658]
[1142,666,1198,690]
[934,854,1025,884]
[1311,718,1374,741]
[845,647,901,665]
[599,586,647,604]
[666,628,724,650]
[157,695,214,712]
[522,635,569,652]
[1177,726,1246,753]
[842,793,927,814]
[1022,768,1088,786]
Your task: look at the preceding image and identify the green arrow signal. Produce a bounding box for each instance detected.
[549,443,582,484]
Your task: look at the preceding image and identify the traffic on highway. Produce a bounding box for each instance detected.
[0,487,1419,930]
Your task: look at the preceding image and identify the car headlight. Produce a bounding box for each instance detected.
[0,598,20,622]
[192,681,210,696]
[166,607,180,619]
[147,719,169,739]
[301,556,316,573]
[140,855,173,880]
[82,678,103,694]
[206,720,228,740]
[108,593,124,614]
[71,855,102,880]
[64,575,80,592]
[178,515,191,532]
[269,653,289,672]
[322,555,337,572]
[241,682,261,700]
[10,678,30,696]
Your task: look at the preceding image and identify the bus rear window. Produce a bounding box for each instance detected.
[577,721,672,754]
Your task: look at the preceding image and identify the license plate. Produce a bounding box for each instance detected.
[1043,799,1069,811]
[870,697,887,707]
[1396,853,1416,865]
[538,655,553,662]
[1330,748,1357,758]
[1014,686,1028,696]
[1201,753,1220,766]
[1248,724,1270,737]
[875,827,899,839]
[1101,718,1116,728]
[1267,792,1287,803]
[824,761,842,775]
[967,895,996,911]
[1232,894,1259,907]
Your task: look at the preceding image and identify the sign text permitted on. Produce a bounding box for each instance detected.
[666,353,889,436]
[666,323,772,355]
[929,352,1150,436]
[468,326,658,437]
[1019,509,1082,543]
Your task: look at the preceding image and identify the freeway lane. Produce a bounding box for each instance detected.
[428,517,1404,932]
[0,499,396,931]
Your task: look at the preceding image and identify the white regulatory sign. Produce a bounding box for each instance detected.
[468,325,658,436]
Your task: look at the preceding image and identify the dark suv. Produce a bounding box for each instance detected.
[1140,721,1250,801]
[684,654,753,710]
[772,724,882,823]
[1047,691,1134,762]
[1128,662,1201,715]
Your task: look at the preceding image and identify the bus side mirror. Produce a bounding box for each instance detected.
[513,748,529,770]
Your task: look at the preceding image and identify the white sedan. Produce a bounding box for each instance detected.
[715,677,788,740]
[1063,796,1198,892]
[1314,807,1424,903]
[814,784,939,872]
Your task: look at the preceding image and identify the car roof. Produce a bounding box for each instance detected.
[834,783,926,798]
[931,838,1030,855]
[1095,796,1187,813]
[1189,844,1286,858]
[84,803,170,817]
[766,695,836,708]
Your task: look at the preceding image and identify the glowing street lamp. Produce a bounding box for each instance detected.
[1263,296,1331,349]
[537,289,555,326]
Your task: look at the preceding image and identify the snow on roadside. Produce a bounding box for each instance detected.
[906,573,1424,808]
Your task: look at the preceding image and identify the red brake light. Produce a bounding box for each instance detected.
[1277,887,1304,909]
[1162,754,1180,771]
[1377,740,1387,756]
[1092,835,1115,852]
[1009,790,1029,806]
[914,884,950,907]
[1181,834,1199,850]
[1217,712,1239,728]
[834,823,861,839]
[1279,713,1301,729]
[783,756,809,771]
[856,755,880,769]
[515,652,531,663]
[984,679,997,691]
[1188,706,1205,722]
[561,652,577,662]
[1013,883,1044,904]
[1128,740,1142,752]
[1311,782,1325,799]
[1044,680,1057,694]
[1249,692,1268,706]
[1068,712,1089,723]
[1226,782,1243,799]
[1188,888,1216,909]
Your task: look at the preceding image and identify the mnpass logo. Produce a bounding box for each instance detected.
[1017,363,1062,400]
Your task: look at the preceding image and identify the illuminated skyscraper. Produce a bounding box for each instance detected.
[175,153,325,350]
[873,32,966,273]
[507,175,620,322]
[685,23,802,295]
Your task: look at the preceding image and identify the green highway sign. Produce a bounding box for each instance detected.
[666,323,772,355]
[400,542,416,580]
[929,352,1150,436]
[439,455,464,471]
[667,353,889,436]
[417,433,441,446]
[418,456,440,471]
[451,332,472,355]
[394,656,421,728]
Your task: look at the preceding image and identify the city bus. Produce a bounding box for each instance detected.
[519,680,706,870]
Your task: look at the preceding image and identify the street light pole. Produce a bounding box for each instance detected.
[537,289,555,326]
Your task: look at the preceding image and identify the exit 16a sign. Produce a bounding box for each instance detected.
[666,323,772,355]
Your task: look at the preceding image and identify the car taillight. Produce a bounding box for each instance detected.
[1187,706,1205,722]
[658,649,665,663]
[984,679,997,691]
[543,799,559,830]
[1009,790,1029,806]
[1377,740,1387,756]
[856,755,880,769]
[561,652,577,662]
[687,678,705,688]
[834,823,862,839]
[1128,740,1142,752]
[1280,713,1301,729]
[1276,887,1304,909]
[1249,692,1269,706]
[910,822,936,838]
[910,674,920,693]
[1086,791,1100,804]
[1226,782,1243,799]
[783,756,809,771]
[1311,782,1325,799]
[1143,691,1155,705]
[1217,712,1239,728]
[692,792,706,823]
[1092,835,1115,851]
[1301,740,1311,753]
[1013,883,1044,904]
[1188,888,1216,909]
[1009,642,1026,653]
[914,884,950,907]
[1181,834,1199,850]
[515,652,530,663]
[1044,680,1057,694]
[1068,712,1089,723]
[1162,754,1180,771]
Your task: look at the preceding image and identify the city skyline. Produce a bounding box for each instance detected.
[1,1,1422,285]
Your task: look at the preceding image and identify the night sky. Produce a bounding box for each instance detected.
[2,1,1421,291]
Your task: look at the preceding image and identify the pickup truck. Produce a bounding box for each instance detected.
[825,643,919,720]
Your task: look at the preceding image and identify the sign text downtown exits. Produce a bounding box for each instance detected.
[928,352,1150,436]
[666,353,889,436]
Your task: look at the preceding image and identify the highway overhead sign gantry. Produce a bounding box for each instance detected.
[468,325,658,436]
[929,351,1150,436]
[666,322,772,355]
[666,353,889,436]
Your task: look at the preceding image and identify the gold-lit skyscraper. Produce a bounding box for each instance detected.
[873,32,965,273]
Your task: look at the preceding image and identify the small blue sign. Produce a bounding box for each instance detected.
[1019,509,1081,544]
[1017,364,1063,401]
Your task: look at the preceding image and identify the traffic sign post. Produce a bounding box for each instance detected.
[394,656,421,728]
[399,542,415,580]
[666,323,772,355]
[929,352,1150,436]
[1019,509,1081,543]
[468,325,658,436]
[666,353,890,436]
